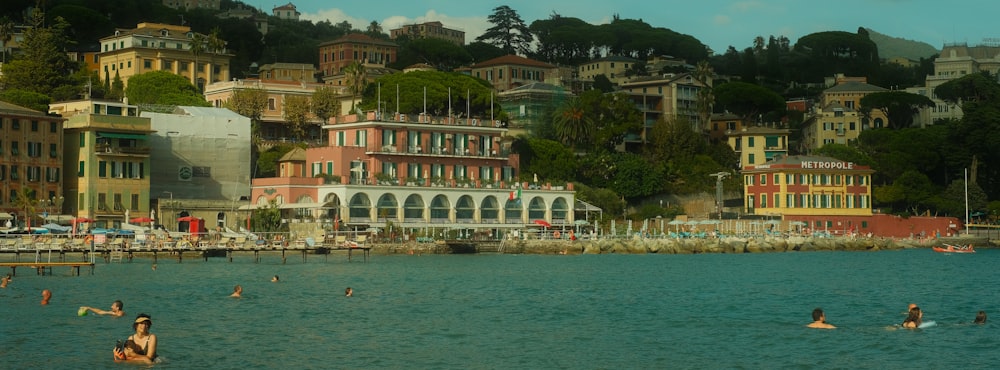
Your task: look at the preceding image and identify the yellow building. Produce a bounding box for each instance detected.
[258,62,317,82]
[53,100,153,227]
[98,23,232,91]
[727,126,790,168]
[801,102,862,151]
[577,55,639,86]
[741,155,873,217]
[819,77,889,128]
[389,21,465,46]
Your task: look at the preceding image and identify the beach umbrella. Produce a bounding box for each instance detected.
[130,217,155,224]
[177,216,200,222]
[40,223,71,233]
[72,217,95,223]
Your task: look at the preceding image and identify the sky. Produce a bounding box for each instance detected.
[249,0,1000,53]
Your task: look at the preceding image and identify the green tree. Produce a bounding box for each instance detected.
[0,89,51,112]
[109,71,124,101]
[365,21,384,39]
[0,15,13,63]
[573,183,625,220]
[0,10,80,101]
[250,201,284,233]
[713,81,785,121]
[464,41,506,63]
[592,74,614,93]
[311,86,340,125]
[391,37,473,71]
[812,143,875,167]
[256,144,299,178]
[282,95,311,140]
[360,70,496,118]
[476,5,534,55]
[225,87,269,145]
[124,71,210,106]
[11,186,37,229]
[517,137,578,182]
[579,90,642,151]
[937,179,988,218]
[693,61,716,127]
[859,91,934,129]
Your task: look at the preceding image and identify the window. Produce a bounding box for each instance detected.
[144,59,152,69]
[774,174,780,184]
[131,194,140,211]
[0,165,5,180]
[49,122,57,133]
[760,174,767,185]
[12,119,19,130]
[268,98,276,111]
[114,193,123,211]
[335,131,346,146]
[10,141,18,156]
[748,137,755,147]
[748,153,755,164]
[78,161,85,176]
[774,193,780,208]
[80,133,86,147]
[49,143,57,158]
[46,167,59,182]
[760,193,767,208]
[10,165,17,180]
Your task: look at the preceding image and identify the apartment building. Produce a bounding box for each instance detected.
[389,21,465,46]
[818,77,889,128]
[470,55,557,93]
[273,3,301,21]
[97,22,232,91]
[318,33,398,78]
[619,73,708,148]
[577,55,639,86]
[800,102,862,152]
[727,126,790,168]
[0,101,67,227]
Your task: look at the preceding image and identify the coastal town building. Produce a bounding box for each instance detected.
[52,100,152,228]
[708,112,746,141]
[389,21,465,46]
[619,73,709,149]
[818,75,889,128]
[318,33,398,80]
[257,62,317,82]
[727,126,790,168]
[470,55,557,93]
[217,5,269,36]
[248,110,576,236]
[496,82,572,135]
[97,22,232,91]
[0,101,67,227]
[800,102,862,152]
[912,43,1000,127]
[272,3,301,21]
[141,106,251,232]
[203,78,351,146]
[577,55,639,86]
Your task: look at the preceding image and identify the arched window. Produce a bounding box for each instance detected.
[455,195,475,222]
[481,196,500,223]
[376,194,398,221]
[348,193,371,219]
[504,199,522,224]
[527,197,546,220]
[403,194,424,221]
[430,195,450,221]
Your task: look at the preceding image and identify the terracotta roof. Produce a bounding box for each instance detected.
[278,147,306,162]
[273,2,297,11]
[726,126,790,136]
[471,55,555,69]
[0,101,47,116]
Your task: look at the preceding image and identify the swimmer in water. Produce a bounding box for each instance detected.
[806,308,836,329]
[81,300,126,317]
[974,311,987,325]
[230,285,242,298]
[345,287,353,297]
[271,275,279,282]
[1,273,11,288]
[902,306,922,328]
[41,289,52,305]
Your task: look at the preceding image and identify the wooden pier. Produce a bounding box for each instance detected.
[0,262,95,276]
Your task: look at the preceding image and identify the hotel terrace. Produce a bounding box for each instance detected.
[248,111,576,233]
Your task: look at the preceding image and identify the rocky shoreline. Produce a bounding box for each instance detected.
[376,236,992,255]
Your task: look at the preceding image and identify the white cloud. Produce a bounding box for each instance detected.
[713,15,731,25]
[300,8,370,30]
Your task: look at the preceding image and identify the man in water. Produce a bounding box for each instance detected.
[807,308,836,329]
[230,285,242,297]
[80,300,125,317]
[345,287,353,297]
[41,289,52,305]
[974,311,987,324]
[1,273,11,288]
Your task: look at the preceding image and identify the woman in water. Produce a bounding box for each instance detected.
[114,313,158,364]
[902,307,922,328]
[974,311,987,324]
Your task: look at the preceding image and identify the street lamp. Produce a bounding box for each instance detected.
[710,172,730,220]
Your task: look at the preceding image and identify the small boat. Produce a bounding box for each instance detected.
[932,243,976,253]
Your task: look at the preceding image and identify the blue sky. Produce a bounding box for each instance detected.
[250,0,998,54]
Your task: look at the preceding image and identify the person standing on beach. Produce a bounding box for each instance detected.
[807,308,836,329]
[230,285,242,297]
[81,300,125,317]
[41,289,52,305]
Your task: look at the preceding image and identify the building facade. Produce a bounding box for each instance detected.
[0,101,67,227]
[272,3,301,20]
[818,77,889,128]
[708,112,746,141]
[258,62,317,82]
[497,82,572,135]
[620,73,708,147]
[318,33,398,78]
[741,155,873,217]
[162,0,220,10]
[248,111,576,232]
[141,106,251,232]
[97,23,232,91]
[800,102,863,152]
[577,55,638,86]
[389,21,465,46]
[914,43,1000,126]
[727,126,790,168]
[53,100,152,228]
[470,55,557,92]
[203,78,350,145]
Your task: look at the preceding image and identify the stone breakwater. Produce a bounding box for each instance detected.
[374,236,989,255]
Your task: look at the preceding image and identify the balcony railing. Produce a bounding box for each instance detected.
[367,143,510,159]
[95,144,152,155]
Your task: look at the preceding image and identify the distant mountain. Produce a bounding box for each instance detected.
[864,28,939,61]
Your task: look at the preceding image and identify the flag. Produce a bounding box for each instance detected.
[509,188,521,201]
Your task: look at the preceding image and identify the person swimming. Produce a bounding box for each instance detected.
[41,289,52,305]
[974,311,987,324]
[81,300,126,317]
[1,273,11,288]
[806,308,836,329]
[271,275,279,282]
[230,285,242,298]
[902,306,922,328]
[345,287,353,297]
[114,313,158,364]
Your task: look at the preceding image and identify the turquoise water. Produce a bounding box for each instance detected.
[1,249,998,369]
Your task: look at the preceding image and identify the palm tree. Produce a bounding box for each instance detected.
[343,61,367,113]
[189,33,207,90]
[552,97,593,148]
[11,187,37,230]
[693,60,716,131]
[205,28,226,85]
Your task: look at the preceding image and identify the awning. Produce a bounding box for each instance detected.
[576,199,602,212]
[98,132,147,140]
[0,212,13,220]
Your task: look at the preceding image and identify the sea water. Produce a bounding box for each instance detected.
[1,249,998,369]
